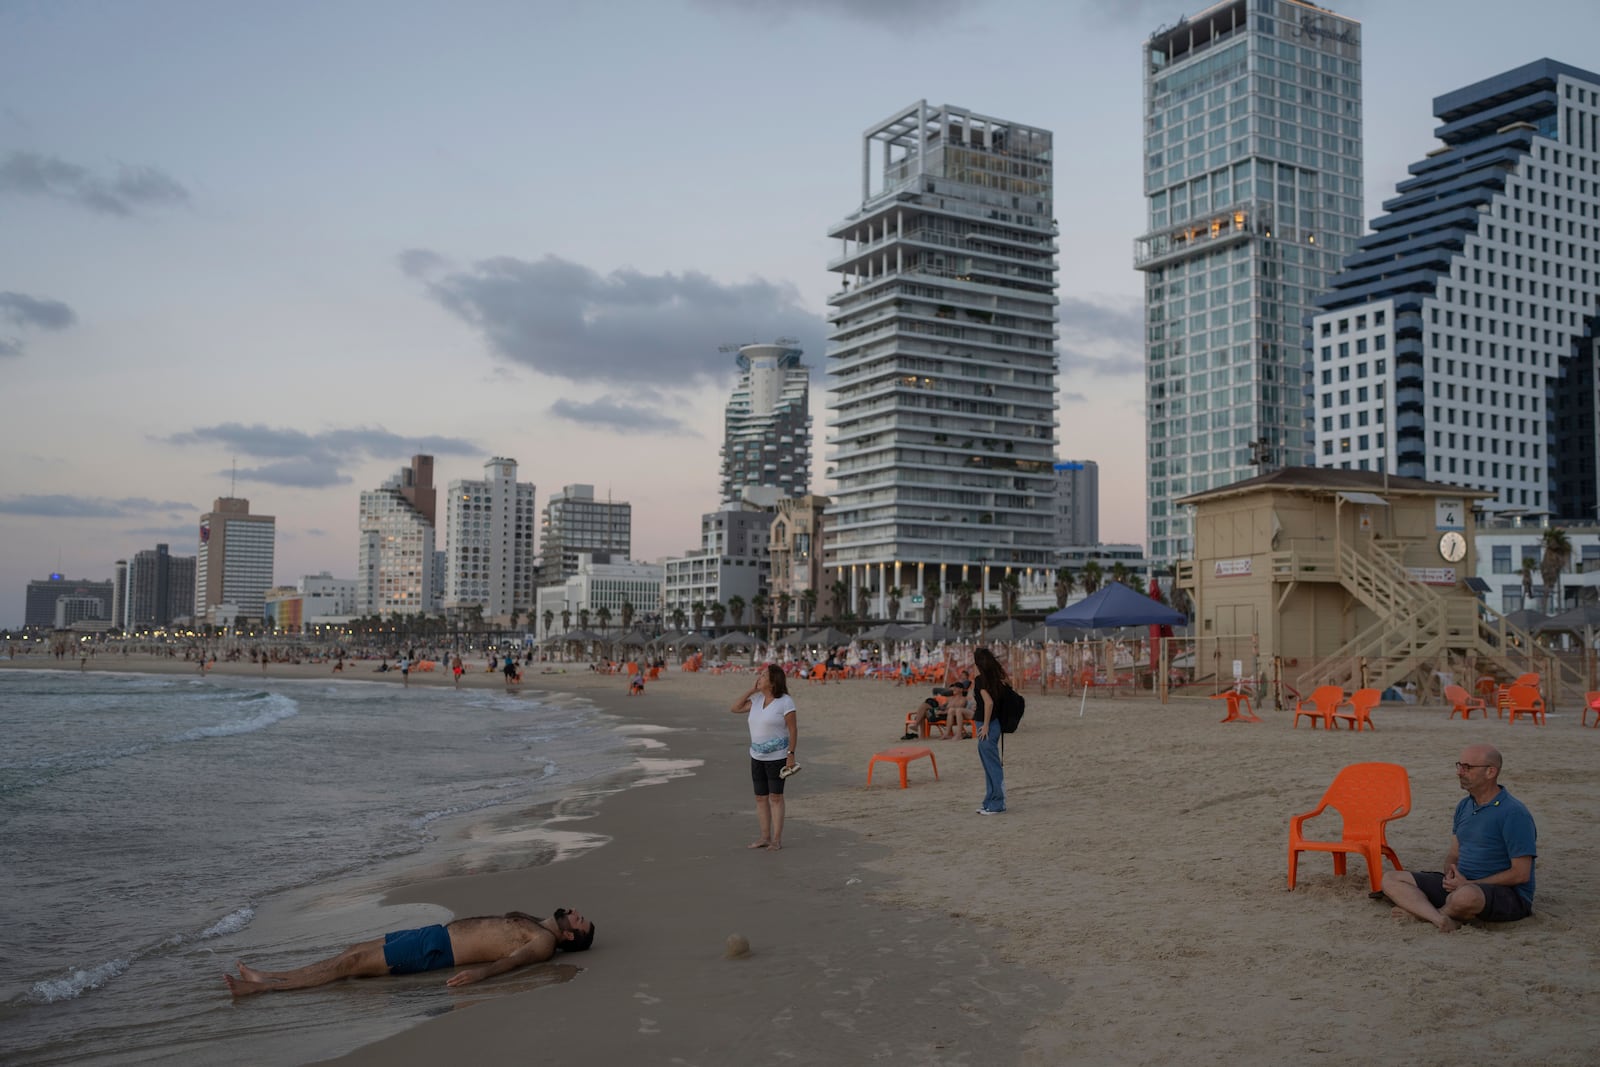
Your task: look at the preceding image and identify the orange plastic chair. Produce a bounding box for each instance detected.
[1474,676,1498,700]
[1444,684,1487,720]
[1211,690,1259,723]
[1287,762,1411,892]
[1293,685,1346,729]
[1583,692,1600,728]
[1333,687,1382,731]
[1505,684,1545,726]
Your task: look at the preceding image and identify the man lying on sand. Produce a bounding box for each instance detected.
[224,908,595,995]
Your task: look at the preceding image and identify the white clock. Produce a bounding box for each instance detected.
[1438,531,1467,563]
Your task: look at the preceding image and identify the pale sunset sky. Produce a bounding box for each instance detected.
[2,0,1594,626]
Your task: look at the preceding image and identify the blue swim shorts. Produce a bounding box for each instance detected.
[383,924,455,974]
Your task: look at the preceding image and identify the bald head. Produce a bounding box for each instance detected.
[1461,743,1503,770]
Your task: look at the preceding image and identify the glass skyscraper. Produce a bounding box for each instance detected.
[1138,0,1362,564]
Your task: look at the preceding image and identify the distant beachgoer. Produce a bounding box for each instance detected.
[399,656,411,687]
[729,663,799,851]
[503,657,520,685]
[452,655,464,687]
[224,909,595,996]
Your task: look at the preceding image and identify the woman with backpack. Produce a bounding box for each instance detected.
[972,647,1008,815]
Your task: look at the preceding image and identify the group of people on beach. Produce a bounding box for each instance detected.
[222,646,1537,1004]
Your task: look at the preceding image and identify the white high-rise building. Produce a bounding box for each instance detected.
[720,342,812,502]
[357,456,438,617]
[445,457,537,618]
[825,100,1060,614]
[1138,0,1363,564]
[1311,59,1600,519]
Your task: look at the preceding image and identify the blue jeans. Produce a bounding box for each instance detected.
[978,726,1006,812]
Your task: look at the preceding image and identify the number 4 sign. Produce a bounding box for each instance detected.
[1435,498,1463,531]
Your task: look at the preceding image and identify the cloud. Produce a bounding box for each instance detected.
[0,292,76,331]
[0,291,77,358]
[695,0,971,26]
[402,250,825,387]
[547,394,699,436]
[160,423,481,488]
[0,150,189,216]
[0,494,193,518]
[123,524,203,542]
[1058,295,1144,378]
[1060,391,1090,405]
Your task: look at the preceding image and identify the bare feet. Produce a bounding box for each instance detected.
[236,961,271,983]
[224,973,268,997]
[767,841,782,851]
[747,839,770,850]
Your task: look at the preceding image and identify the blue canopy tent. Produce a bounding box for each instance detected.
[1046,584,1186,714]
[1045,582,1185,629]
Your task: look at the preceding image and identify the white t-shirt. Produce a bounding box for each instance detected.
[747,693,797,761]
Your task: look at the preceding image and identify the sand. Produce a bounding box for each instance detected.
[12,653,1600,1064]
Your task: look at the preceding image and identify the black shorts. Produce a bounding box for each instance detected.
[750,757,787,796]
[1412,870,1533,923]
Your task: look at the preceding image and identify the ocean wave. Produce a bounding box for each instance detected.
[198,906,255,940]
[169,692,298,742]
[25,958,130,1004]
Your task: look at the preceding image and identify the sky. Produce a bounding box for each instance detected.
[1,0,1595,627]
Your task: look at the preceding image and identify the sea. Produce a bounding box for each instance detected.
[0,666,669,1065]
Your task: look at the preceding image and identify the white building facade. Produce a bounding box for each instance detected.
[536,554,663,636]
[661,493,777,626]
[825,100,1060,615]
[1138,0,1364,565]
[721,342,812,502]
[357,463,438,617]
[1311,60,1600,519]
[445,457,537,618]
[1472,520,1600,616]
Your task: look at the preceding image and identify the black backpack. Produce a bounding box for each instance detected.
[997,684,1026,733]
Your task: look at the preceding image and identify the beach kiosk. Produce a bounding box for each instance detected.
[1172,468,1547,705]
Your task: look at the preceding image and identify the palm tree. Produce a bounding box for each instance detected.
[708,601,726,630]
[800,589,817,628]
[670,607,687,632]
[1539,527,1573,613]
[595,605,612,633]
[1054,566,1075,609]
[727,595,746,630]
[619,599,635,631]
[542,609,554,637]
[953,583,974,631]
[1000,572,1021,619]
[1110,562,1130,588]
[751,593,769,639]
[829,579,849,623]
[1081,560,1104,595]
[560,607,572,633]
[1519,558,1536,605]
[690,601,706,632]
[886,586,902,622]
[776,591,793,629]
[855,583,871,622]
[922,573,940,623]
[508,609,521,634]
[578,608,591,631]
[966,605,981,635]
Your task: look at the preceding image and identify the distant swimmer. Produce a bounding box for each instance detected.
[224,908,595,995]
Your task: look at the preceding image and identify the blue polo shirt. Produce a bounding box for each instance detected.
[1453,787,1537,907]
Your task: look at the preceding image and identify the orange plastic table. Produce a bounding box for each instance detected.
[866,746,939,789]
[1211,691,1260,723]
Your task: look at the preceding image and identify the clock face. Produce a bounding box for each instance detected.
[1439,531,1467,563]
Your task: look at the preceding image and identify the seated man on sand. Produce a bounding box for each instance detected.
[224,908,595,996]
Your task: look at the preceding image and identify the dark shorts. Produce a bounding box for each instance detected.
[1412,871,1533,923]
[751,757,787,797]
[383,924,455,974]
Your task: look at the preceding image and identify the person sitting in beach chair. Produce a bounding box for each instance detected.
[224,908,594,996]
[903,679,971,740]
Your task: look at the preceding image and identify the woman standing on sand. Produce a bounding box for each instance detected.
[729,664,799,851]
[972,647,1008,815]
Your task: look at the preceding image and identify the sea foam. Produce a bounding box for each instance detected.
[170,692,298,742]
[27,958,130,1003]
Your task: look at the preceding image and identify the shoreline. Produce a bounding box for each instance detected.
[7,656,1600,1063]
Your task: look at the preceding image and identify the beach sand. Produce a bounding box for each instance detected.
[16,653,1600,1064]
